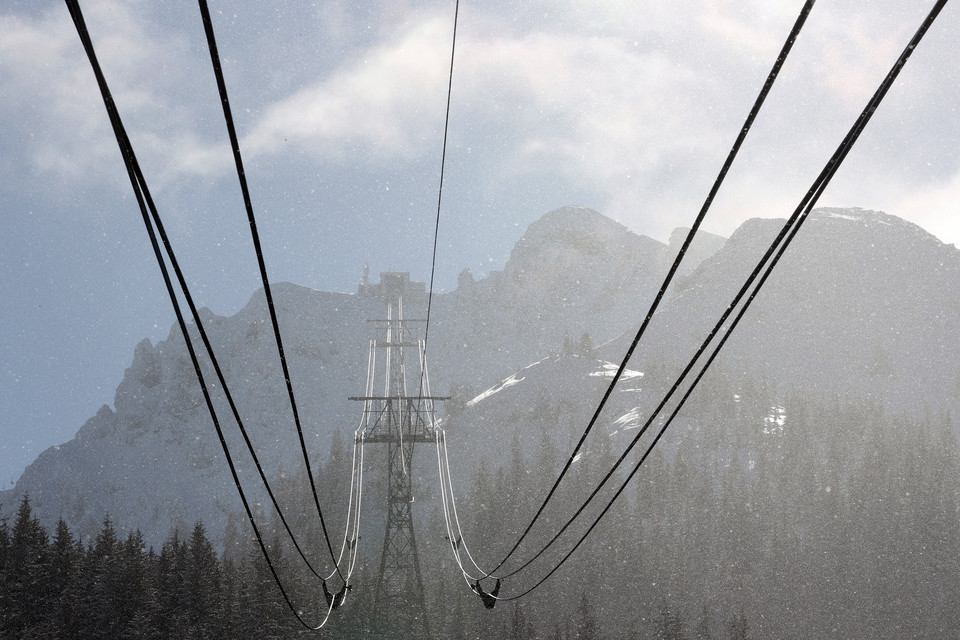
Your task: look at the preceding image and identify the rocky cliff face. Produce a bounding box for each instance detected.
[4,205,957,549]
[1,206,686,546]
[641,207,960,411]
[429,206,691,384]
[445,207,960,481]
[4,286,382,546]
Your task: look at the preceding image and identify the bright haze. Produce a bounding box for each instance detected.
[1,0,958,485]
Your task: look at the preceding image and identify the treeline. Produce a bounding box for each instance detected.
[0,488,751,640]
[4,364,960,638]
[423,364,960,639]
[0,496,309,639]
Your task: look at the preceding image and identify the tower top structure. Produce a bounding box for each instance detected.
[357,271,426,304]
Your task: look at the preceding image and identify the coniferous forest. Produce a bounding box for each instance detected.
[3,369,960,639]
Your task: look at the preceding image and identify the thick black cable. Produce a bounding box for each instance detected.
[63,0,332,628]
[123,126,332,577]
[62,1,337,585]
[493,0,947,599]
[486,0,818,577]
[63,0,336,586]
[196,0,344,580]
[419,0,460,400]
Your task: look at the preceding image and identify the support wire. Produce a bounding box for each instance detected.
[64,0,336,627]
[486,0,818,578]
[492,0,948,599]
[196,0,344,580]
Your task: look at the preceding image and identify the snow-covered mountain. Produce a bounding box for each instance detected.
[3,205,958,549]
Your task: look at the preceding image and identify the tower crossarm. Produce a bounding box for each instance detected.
[349,396,450,401]
[350,272,442,638]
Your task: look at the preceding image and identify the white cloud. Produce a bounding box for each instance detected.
[240,4,726,183]
[0,1,223,194]
[242,15,453,161]
[893,170,960,246]
[3,0,957,247]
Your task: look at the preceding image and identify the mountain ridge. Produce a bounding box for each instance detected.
[4,205,957,549]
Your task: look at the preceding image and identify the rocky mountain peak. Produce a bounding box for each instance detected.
[4,205,956,551]
[506,205,661,274]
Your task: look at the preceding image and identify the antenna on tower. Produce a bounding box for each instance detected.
[351,272,447,638]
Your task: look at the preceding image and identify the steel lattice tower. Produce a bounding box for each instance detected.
[351,272,444,638]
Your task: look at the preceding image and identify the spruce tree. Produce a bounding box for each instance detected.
[0,509,8,626]
[90,516,127,637]
[727,608,748,640]
[656,599,685,640]
[116,529,151,639]
[5,494,51,636]
[508,604,536,640]
[693,605,713,640]
[156,529,190,637]
[49,519,80,633]
[573,591,600,640]
[187,521,222,638]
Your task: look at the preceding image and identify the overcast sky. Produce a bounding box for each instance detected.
[1,0,958,486]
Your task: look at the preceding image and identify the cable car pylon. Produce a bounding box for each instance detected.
[351,272,447,638]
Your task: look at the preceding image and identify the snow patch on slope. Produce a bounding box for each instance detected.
[468,373,525,407]
[614,407,644,431]
[590,361,643,380]
[764,405,786,435]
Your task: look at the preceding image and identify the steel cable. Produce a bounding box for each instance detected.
[485,0,819,579]
[492,0,948,599]
[64,0,336,627]
[196,0,345,580]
